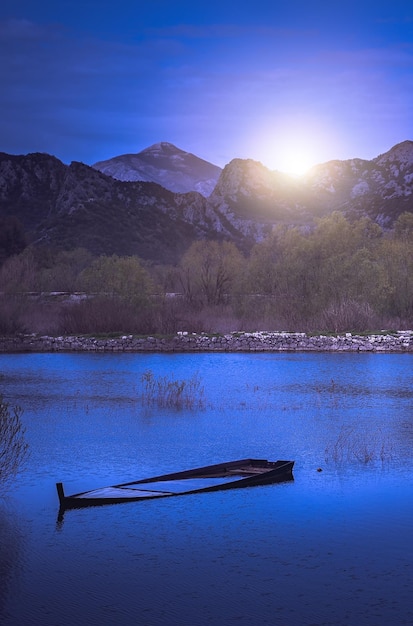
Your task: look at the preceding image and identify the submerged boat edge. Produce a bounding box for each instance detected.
[56,458,294,511]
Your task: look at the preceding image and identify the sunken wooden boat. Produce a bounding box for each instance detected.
[56,458,294,510]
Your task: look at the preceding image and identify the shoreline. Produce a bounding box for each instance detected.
[0,330,412,353]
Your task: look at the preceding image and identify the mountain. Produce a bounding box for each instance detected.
[0,152,238,264]
[210,141,413,234]
[93,142,222,196]
[0,141,412,264]
[209,158,311,240]
[304,140,413,225]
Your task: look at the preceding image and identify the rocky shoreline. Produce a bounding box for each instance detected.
[0,330,412,353]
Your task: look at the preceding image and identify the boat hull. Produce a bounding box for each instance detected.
[57,458,294,510]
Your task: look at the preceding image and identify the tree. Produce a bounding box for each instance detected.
[79,254,153,304]
[36,247,93,292]
[0,248,39,293]
[0,216,27,265]
[304,214,384,317]
[241,213,387,330]
[394,212,413,241]
[0,396,28,493]
[244,225,319,323]
[246,225,292,296]
[379,237,413,322]
[61,254,156,334]
[179,240,244,306]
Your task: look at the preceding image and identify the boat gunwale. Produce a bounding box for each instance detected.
[57,458,294,509]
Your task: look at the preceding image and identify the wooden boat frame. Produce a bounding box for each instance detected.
[56,458,294,510]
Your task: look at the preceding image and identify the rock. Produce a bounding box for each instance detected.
[0,331,412,353]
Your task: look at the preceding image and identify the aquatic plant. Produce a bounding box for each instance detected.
[0,396,28,493]
[325,425,393,465]
[140,370,205,410]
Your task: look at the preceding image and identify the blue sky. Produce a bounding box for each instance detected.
[1,0,413,173]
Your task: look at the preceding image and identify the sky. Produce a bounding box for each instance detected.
[1,0,413,174]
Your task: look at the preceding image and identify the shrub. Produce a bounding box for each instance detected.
[0,296,29,335]
[60,296,155,335]
[320,299,379,333]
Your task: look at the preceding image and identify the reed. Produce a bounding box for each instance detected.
[325,425,393,465]
[0,396,28,493]
[140,370,205,410]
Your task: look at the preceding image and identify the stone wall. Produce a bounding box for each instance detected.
[0,330,412,353]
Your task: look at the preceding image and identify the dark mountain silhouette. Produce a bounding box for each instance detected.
[1,141,412,263]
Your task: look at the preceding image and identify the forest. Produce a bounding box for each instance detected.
[0,211,412,336]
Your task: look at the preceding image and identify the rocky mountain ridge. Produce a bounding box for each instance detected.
[93,142,222,196]
[0,141,412,264]
[210,141,413,232]
[0,151,237,263]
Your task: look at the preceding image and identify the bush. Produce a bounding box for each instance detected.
[60,296,155,335]
[320,299,379,333]
[0,396,28,493]
[0,296,29,335]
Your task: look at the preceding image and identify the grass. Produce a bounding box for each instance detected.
[325,425,394,465]
[0,396,29,493]
[140,370,205,411]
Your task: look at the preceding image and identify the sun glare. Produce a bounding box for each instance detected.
[266,137,321,176]
[277,147,315,177]
[252,120,334,177]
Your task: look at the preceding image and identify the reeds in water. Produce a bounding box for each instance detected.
[140,370,205,410]
[0,396,28,493]
[325,425,394,465]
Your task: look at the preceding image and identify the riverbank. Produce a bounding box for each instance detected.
[0,330,412,352]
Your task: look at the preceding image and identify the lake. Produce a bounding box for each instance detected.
[1,351,413,625]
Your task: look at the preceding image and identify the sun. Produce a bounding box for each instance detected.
[252,119,334,177]
[266,134,322,176]
[276,146,316,177]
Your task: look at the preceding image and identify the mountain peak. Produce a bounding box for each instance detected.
[374,140,413,166]
[93,143,221,196]
[140,142,182,156]
[2,142,413,266]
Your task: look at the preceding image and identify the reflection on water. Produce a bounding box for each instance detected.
[0,352,413,625]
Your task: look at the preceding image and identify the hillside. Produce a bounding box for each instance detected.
[1,141,412,264]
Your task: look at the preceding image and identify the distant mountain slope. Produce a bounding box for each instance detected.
[0,152,67,229]
[93,142,222,196]
[210,141,413,231]
[303,140,413,225]
[0,153,242,263]
[0,141,412,264]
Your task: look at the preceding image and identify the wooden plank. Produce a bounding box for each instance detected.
[76,487,171,499]
[130,475,243,494]
[228,468,265,474]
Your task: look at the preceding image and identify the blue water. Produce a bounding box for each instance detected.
[0,352,413,625]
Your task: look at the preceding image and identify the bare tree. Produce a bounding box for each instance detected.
[0,396,28,494]
[179,240,244,306]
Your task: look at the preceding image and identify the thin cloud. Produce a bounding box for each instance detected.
[0,18,53,39]
[318,44,413,68]
[145,23,318,39]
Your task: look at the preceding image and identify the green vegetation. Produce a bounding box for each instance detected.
[0,211,412,335]
[0,396,28,493]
